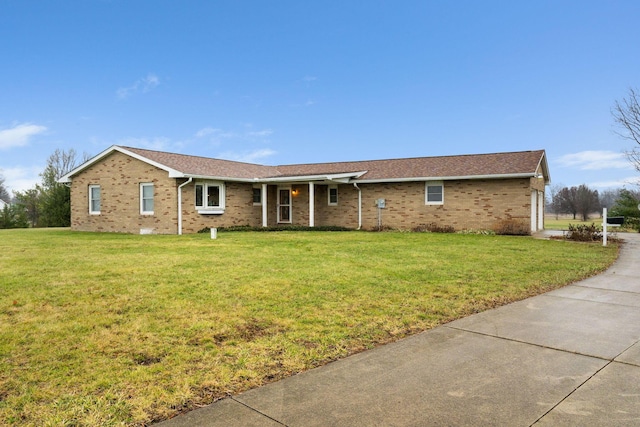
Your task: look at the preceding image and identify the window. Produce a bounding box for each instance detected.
[425,181,444,205]
[89,185,101,214]
[328,186,338,205]
[195,181,225,213]
[140,183,154,215]
[252,187,262,205]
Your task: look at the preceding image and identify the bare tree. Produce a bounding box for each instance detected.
[546,184,565,219]
[612,87,640,172]
[40,148,84,189]
[575,184,600,221]
[552,184,600,221]
[599,188,620,211]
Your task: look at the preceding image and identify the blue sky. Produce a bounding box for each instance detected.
[1,1,639,194]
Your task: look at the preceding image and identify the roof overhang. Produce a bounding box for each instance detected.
[536,152,551,185]
[59,145,184,183]
[356,172,540,184]
[253,171,368,184]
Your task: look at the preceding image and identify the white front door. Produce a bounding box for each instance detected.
[278,188,291,223]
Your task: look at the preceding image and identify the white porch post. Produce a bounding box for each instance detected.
[537,190,544,230]
[308,182,315,227]
[261,183,268,227]
[530,190,537,232]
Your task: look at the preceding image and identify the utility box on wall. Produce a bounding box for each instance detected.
[376,198,386,209]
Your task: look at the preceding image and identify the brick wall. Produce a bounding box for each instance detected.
[310,179,535,231]
[70,151,179,234]
[180,181,262,233]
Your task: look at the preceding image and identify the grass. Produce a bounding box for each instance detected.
[0,229,619,426]
[545,217,600,230]
[546,217,635,233]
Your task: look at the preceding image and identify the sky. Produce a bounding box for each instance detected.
[1,0,640,196]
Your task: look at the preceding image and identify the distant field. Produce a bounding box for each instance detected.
[0,229,619,426]
[545,216,634,232]
[545,217,600,230]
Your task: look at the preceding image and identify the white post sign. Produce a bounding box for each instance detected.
[603,208,608,247]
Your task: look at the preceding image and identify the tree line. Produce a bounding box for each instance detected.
[547,184,640,222]
[0,149,88,229]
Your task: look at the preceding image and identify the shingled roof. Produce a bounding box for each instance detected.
[61,145,549,184]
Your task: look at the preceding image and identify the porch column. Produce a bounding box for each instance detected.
[308,182,315,227]
[530,190,537,232]
[537,190,544,230]
[262,184,268,227]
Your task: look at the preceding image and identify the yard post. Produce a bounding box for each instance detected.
[603,208,607,247]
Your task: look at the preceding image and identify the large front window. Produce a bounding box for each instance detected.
[195,181,225,213]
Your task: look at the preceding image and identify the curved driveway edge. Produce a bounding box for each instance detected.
[157,233,640,426]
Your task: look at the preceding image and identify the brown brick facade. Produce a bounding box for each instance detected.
[69,152,543,234]
[70,151,179,234]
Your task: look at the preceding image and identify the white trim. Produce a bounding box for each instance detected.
[195,180,226,213]
[140,183,154,215]
[425,181,444,205]
[537,190,544,230]
[309,182,315,227]
[258,171,367,183]
[177,177,193,235]
[360,173,536,184]
[261,183,268,227]
[89,185,101,215]
[353,183,362,230]
[530,191,537,232]
[59,145,184,183]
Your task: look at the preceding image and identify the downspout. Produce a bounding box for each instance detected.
[353,183,362,230]
[177,177,193,235]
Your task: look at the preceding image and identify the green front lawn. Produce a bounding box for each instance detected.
[0,229,618,425]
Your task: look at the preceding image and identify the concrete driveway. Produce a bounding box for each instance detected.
[157,233,640,426]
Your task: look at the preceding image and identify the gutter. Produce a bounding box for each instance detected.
[355,172,537,184]
[353,183,362,230]
[177,177,193,235]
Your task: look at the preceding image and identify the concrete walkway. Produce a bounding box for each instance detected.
[157,233,640,427]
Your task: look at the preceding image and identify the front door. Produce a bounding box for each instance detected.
[278,188,291,223]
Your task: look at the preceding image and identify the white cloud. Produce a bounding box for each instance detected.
[1,165,42,193]
[302,75,317,82]
[117,73,160,99]
[195,126,272,146]
[194,127,237,140]
[556,150,632,170]
[247,129,273,138]
[0,123,47,150]
[195,127,216,138]
[589,176,640,189]
[218,148,276,163]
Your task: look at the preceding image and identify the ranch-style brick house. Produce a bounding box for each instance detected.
[59,145,550,235]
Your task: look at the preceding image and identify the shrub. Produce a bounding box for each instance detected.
[493,219,530,236]
[198,225,353,233]
[624,217,640,233]
[457,229,496,235]
[412,222,455,233]
[566,223,602,241]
